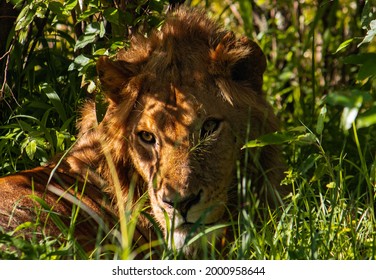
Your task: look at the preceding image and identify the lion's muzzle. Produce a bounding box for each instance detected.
[161,189,203,222]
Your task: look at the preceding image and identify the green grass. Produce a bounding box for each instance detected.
[1,122,375,260]
[1,0,375,260]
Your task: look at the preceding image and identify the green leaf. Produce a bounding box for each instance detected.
[99,22,105,38]
[325,90,369,108]
[35,3,48,18]
[78,7,100,22]
[299,154,322,174]
[335,39,353,53]
[103,7,120,25]
[356,107,376,128]
[68,54,91,71]
[358,60,376,80]
[326,182,336,189]
[85,22,101,34]
[61,116,75,131]
[343,53,376,65]
[48,1,64,16]
[15,5,35,31]
[25,139,37,160]
[93,48,108,56]
[39,83,67,122]
[56,130,71,151]
[243,126,317,149]
[74,33,96,51]
[316,106,327,135]
[243,132,294,148]
[361,0,375,28]
[326,90,367,131]
[11,116,42,129]
[64,0,77,11]
[74,23,103,51]
[310,163,329,182]
[14,221,35,232]
[296,133,317,145]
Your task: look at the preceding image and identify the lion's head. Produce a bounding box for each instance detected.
[87,7,286,255]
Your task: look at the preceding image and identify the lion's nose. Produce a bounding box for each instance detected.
[162,190,202,220]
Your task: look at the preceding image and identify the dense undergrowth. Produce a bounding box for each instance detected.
[0,0,375,259]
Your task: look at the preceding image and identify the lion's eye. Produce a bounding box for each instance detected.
[200,118,221,138]
[138,131,156,144]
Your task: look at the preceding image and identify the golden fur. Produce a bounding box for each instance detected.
[0,7,287,258]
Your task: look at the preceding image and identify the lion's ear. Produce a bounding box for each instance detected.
[231,37,266,92]
[210,32,266,93]
[96,56,138,103]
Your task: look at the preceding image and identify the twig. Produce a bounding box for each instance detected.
[0,49,11,61]
[0,44,19,106]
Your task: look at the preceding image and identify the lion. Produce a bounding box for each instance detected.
[0,7,287,258]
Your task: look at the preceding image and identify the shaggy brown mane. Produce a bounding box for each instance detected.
[93,7,285,204]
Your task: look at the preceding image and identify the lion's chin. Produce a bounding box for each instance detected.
[169,224,203,257]
[170,225,192,250]
[168,222,224,258]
